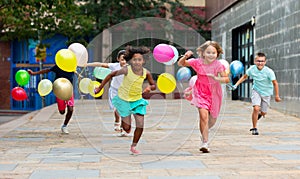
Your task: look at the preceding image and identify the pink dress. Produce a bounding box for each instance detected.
[188,58,225,118]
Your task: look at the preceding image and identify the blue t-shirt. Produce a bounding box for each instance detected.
[50,65,74,84]
[246,65,276,96]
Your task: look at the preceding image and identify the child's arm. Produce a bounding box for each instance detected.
[85,62,109,68]
[272,79,282,102]
[143,71,156,93]
[94,66,127,94]
[233,74,248,88]
[177,50,193,67]
[208,71,230,83]
[27,68,51,75]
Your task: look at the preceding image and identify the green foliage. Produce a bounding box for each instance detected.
[0,0,210,43]
[0,0,94,43]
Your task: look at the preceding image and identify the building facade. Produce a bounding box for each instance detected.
[206,0,300,117]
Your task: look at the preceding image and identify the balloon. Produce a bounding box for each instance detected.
[176,67,192,82]
[15,70,30,86]
[184,87,193,101]
[189,75,197,87]
[53,78,73,100]
[79,78,92,94]
[153,44,175,63]
[38,79,53,96]
[55,49,77,72]
[163,45,178,65]
[68,43,88,67]
[219,59,230,75]
[230,60,244,77]
[93,67,111,80]
[157,73,176,94]
[11,87,27,101]
[88,81,104,98]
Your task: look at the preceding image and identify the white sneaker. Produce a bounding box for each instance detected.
[61,126,69,134]
[199,142,210,153]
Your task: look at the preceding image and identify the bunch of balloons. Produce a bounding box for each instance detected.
[11,69,30,101]
[230,60,244,78]
[219,59,230,75]
[78,78,104,98]
[153,44,178,65]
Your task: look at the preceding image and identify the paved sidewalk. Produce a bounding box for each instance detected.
[0,99,300,179]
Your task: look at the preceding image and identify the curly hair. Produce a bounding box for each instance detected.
[196,41,223,58]
[123,46,151,61]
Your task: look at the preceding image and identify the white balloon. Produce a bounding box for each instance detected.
[68,43,88,67]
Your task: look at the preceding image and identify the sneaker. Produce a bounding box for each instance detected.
[258,113,262,120]
[199,142,210,153]
[250,128,259,135]
[114,122,121,131]
[61,126,69,134]
[130,146,141,155]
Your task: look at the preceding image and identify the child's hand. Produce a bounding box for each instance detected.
[27,69,33,75]
[94,87,101,94]
[275,96,282,102]
[184,50,193,58]
[142,86,151,94]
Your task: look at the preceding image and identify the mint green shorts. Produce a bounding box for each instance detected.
[112,95,149,117]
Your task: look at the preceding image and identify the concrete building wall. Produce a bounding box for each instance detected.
[210,0,300,117]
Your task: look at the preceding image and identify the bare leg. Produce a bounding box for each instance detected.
[114,109,120,123]
[121,115,132,134]
[63,106,73,126]
[252,105,260,128]
[208,115,217,129]
[199,108,209,143]
[132,114,144,147]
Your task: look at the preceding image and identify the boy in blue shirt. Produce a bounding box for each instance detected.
[233,52,281,135]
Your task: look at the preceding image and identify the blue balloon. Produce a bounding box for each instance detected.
[230,60,244,77]
[176,67,192,82]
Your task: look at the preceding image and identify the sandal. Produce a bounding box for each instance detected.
[114,122,121,131]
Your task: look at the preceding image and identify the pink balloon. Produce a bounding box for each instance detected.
[153,44,175,63]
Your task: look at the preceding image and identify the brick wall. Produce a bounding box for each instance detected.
[210,0,300,117]
[0,41,11,109]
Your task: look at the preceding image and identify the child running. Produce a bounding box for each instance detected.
[94,46,156,155]
[86,50,127,131]
[178,40,229,153]
[28,65,78,134]
[232,52,281,135]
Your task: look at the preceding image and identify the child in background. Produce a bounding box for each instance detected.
[86,50,127,131]
[232,52,281,135]
[28,65,78,134]
[94,46,156,155]
[178,41,229,153]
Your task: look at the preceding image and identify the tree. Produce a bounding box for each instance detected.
[0,0,94,44]
[78,0,210,39]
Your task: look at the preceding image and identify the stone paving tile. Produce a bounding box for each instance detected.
[0,99,300,178]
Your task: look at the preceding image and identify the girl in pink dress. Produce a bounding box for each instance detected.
[178,41,229,153]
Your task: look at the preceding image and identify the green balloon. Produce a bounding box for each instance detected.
[15,70,30,86]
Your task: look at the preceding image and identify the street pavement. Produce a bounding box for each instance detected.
[0,97,300,179]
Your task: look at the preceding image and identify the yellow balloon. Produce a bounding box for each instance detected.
[55,49,77,72]
[88,81,104,98]
[79,78,92,94]
[38,79,53,96]
[157,73,176,94]
[53,78,73,100]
